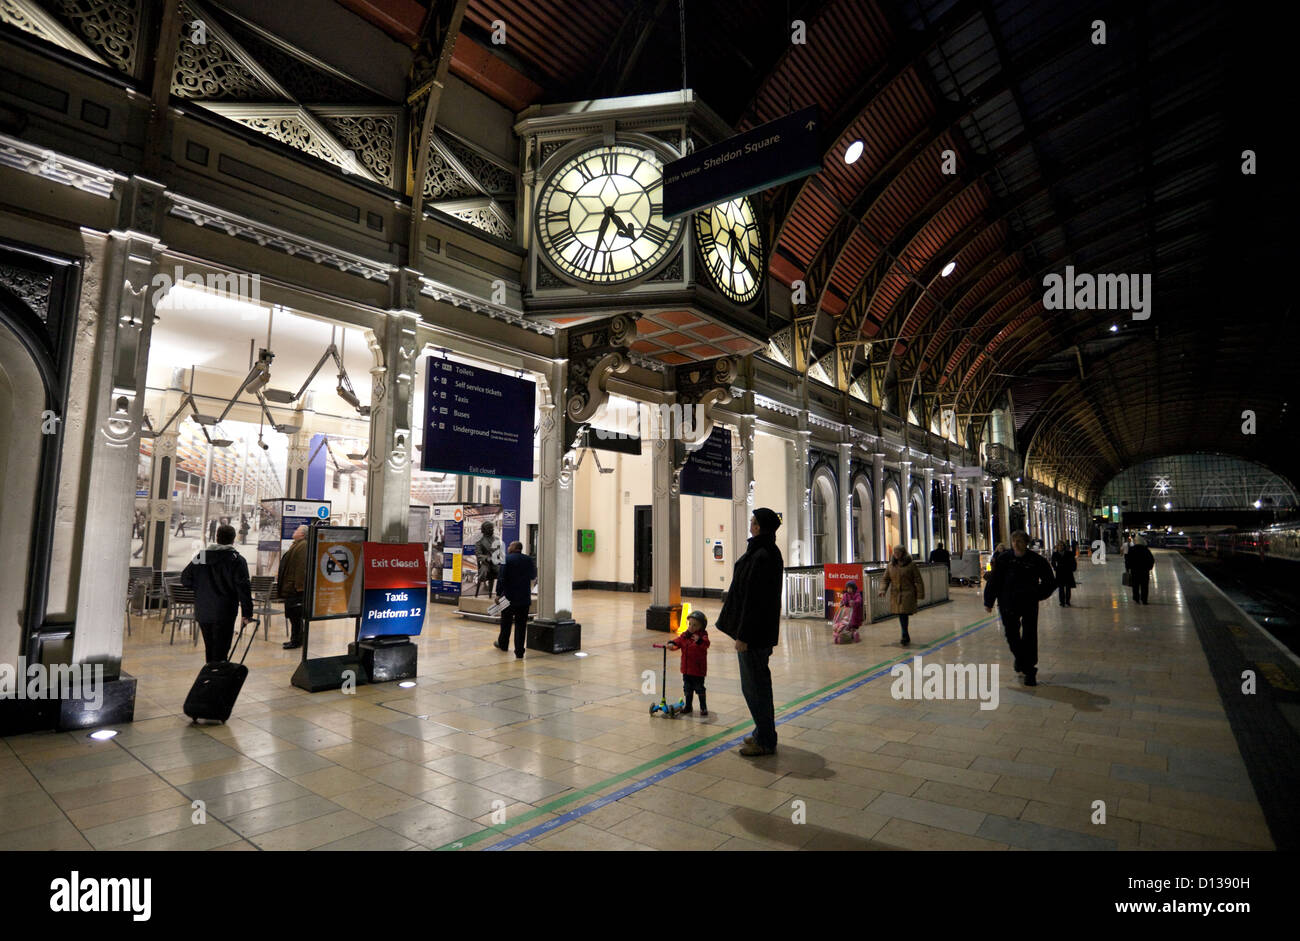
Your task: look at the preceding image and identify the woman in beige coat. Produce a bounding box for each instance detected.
[879,544,926,646]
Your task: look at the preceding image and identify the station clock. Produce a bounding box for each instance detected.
[536,144,683,286]
[694,195,763,305]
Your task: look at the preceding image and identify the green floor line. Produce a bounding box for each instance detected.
[435,612,1000,851]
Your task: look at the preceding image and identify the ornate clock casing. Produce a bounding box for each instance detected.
[517,94,771,363]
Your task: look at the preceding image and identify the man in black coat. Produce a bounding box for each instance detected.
[181,523,254,663]
[716,507,785,756]
[984,530,1056,686]
[929,542,951,579]
[1125,536,1155,604]
[494,541,536,659]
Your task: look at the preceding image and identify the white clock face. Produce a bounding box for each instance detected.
[537,144,682,285]
[695,196,763,304]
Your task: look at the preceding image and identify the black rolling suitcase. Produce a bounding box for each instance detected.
[183,619,258,723]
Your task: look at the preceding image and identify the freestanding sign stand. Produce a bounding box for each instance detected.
[353,541,426,683]
[291,524,369,692]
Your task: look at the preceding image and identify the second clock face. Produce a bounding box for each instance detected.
[537,144,682,285]
[695,196,763,304]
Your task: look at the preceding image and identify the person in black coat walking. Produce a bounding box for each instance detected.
[929,542,951,580]
[984,530,1056,686]
[716,507,785,756]
[493,541,536,658]
[181,523,253,663]
[1125,536,1155,604]
[1050,540,1077,607]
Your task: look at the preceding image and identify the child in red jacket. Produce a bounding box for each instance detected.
[667,610,710,716]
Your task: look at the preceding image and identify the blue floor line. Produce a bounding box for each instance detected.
[484,613,1001,850]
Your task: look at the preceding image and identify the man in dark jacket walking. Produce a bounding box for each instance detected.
[1125,536,1155,604]
[984,530,1056,686]
[716,507,784,756]
[181,523,254,663]
[929,542,951,580]
[494,541,536,658]
[278,524,309,649]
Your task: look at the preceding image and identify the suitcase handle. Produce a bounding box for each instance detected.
[230,618,259,665]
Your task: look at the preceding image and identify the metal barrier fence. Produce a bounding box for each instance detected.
[785,563,950,621]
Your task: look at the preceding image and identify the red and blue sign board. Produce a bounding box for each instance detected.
[361,542,428,638]
[824,563,864,620]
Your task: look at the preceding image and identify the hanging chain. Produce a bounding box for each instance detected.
[679,0,688,90]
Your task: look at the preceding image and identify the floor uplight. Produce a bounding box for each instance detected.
[398,681,416,688]
[89,729,117,741]
[574,651,589,658]
[844,140,864,164]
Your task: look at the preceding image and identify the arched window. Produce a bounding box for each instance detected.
[811,467,838,564]
[883,483,902,555]
[852,477,874,561]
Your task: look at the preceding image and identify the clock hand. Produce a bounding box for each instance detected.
[732,227,760,281]
[609,211,635,240]
[595,208,612,250]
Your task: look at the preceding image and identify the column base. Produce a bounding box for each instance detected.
[645,604,682,632]
[0,672,137,735]
[526,617,581,653]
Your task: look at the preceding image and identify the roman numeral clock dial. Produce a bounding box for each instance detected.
[695,196,763,305]
[537,145,683,285]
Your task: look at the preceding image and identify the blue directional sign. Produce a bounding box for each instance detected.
[422,360,536,481]
[663,107,822,220]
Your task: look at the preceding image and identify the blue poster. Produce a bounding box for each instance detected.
[501,479,520,546]
[422,360,535,480]
[679,427,733,500]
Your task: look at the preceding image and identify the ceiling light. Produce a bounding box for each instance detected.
[941,261,956,277]
[1109,324,1119,333]
[844,140,864,164]
[89,729,117,740]
[1164,502,1171,509]
[1254,500,1262,508]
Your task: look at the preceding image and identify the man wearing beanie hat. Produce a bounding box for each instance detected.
[716,507,785,756]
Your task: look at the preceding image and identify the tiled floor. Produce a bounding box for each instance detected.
[0,551,1278,850]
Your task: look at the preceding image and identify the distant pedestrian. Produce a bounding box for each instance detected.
[667,610,710,715]
[879,545,926,646]
[1125,535,1155,604]
[278,524,309,649]
[493,541,536,659]
[208,517,217,543]
[181,523,253,664]
[175,514,187,538]
[1050,540,1077,607]
[716,507,784,757]
[239,513,250,545]
[984,530,1056,686]
[929,541,951,580]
